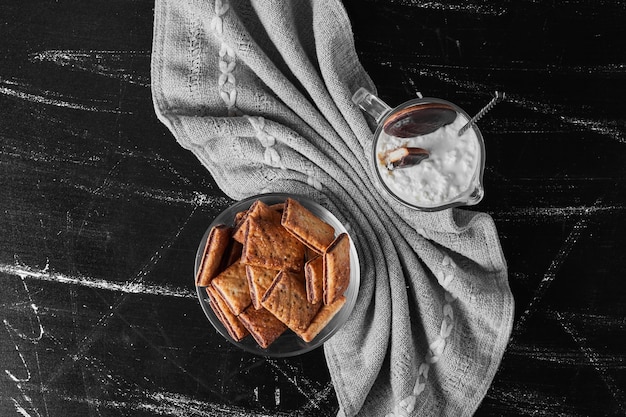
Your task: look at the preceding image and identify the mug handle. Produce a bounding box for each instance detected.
[351,87,392,124]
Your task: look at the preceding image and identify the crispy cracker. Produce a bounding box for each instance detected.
[206,285,249,341]
[304,256,324,304]
[245,265,278,309]
[323,233,351,305]
[269,203,285,212]
[304,245,318,262]
[223,240,243,268]
[241,216,305,271]
[281,197,335,253]
[254,201,283,224]
[196,225,232,286]
[234,209,247,225]
[232,210,249,244]
[238,305,287,348]
[233,200,282,243]
[297,295,346,342]
[261,270,321,331]
[211,261,251,315]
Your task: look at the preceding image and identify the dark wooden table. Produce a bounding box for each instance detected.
[1,1,625,416]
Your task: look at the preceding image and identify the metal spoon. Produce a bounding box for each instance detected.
[458,91,506,136]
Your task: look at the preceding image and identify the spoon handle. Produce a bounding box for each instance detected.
[458,91,506,136]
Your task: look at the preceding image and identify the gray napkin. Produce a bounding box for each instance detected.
[151,0,515,415]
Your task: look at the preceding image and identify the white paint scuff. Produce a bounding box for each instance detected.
[0,262,195,299]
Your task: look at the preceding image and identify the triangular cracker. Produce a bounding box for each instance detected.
[195,225,232,287]
[261,270,320,331]
[297,295,346,342]
[233,200,282,243]
[206,285,249,341]
[323,233,351,305]
[245,265,278,309]
[211,261,251,315]
[232,210,250,244]
[238,305,287,348]
[241,216,305,271]
[304,256,324,304]
[281,197,335,253]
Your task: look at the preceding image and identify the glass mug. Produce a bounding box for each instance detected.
[352,87,486,211]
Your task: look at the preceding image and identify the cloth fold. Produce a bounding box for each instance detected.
[151,0,514,415]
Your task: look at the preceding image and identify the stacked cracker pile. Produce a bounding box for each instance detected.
[195,197,350,349]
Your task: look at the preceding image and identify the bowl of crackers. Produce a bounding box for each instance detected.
[194,193,360,357]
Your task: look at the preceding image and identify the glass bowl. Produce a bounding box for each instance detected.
[194,193,360,357]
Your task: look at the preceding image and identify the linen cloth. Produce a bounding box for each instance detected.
[151,0,515,415]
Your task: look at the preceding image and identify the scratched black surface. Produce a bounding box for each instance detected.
[1,1,625,416]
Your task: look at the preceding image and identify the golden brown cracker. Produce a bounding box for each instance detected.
[261,270,321,331]
[245,265,278,310]
[238,305,287,348]
[234,209,248,229]
[297,295,346,342]
[269,203,285,211]
[196,225,232,287]
[233,200,282,243]
[231,209,248,242]
[223,240,243,268]
[304,256,324,304]
[241,216,305,271]
[206,285,249,341]
[281,197,335,253]
[254,200,283,223]
[211,261,251,315]
[323,233,351,305]
[304,245,318,262]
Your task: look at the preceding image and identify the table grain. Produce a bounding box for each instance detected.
[1,1,625,416]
